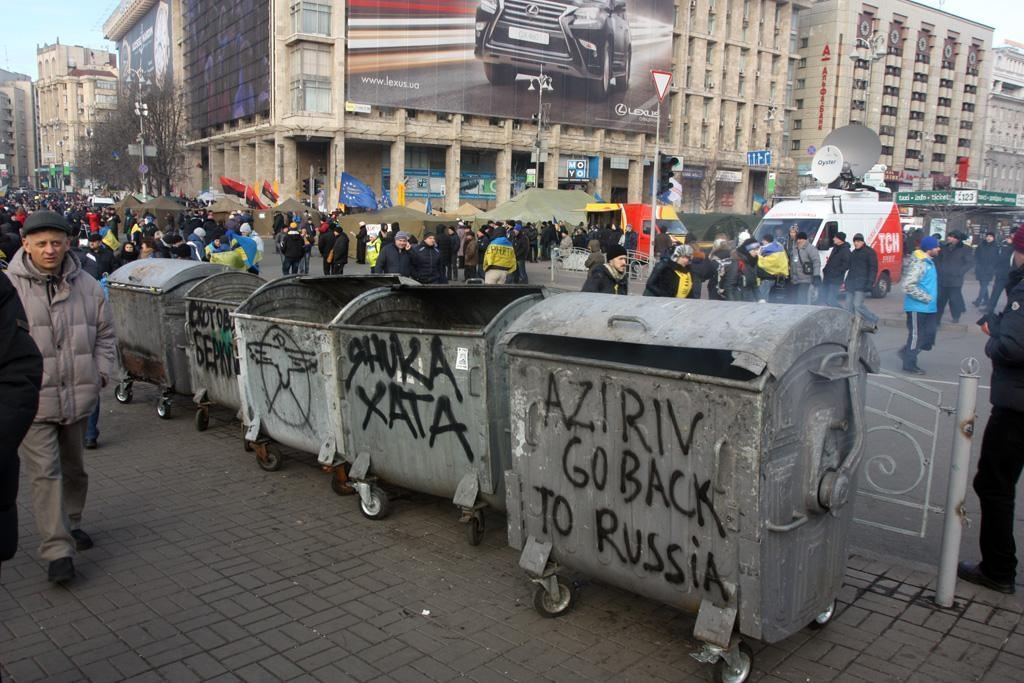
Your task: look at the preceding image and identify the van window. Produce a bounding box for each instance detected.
[642,218,688,236]
[754,219,822,249]
[816,221,839,251]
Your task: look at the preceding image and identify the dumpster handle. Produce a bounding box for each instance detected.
[765,513,809,533]
[606,315,649,332]
[817,355,865,511]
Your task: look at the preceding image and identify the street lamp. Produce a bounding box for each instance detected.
[527,66,553,189]
[849,32,887,129]
[125,67,150,199]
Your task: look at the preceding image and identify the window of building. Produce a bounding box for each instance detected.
[909,110,925,120]
[290,45,332,113]
[934,134,948,143]
[884,85,900,96]
[960,120,973,130]
[912,92,927,102]
[962,102,975,112]
[291,1,331,35]
[796,78,805,89]
[939,78,953,88]
[958,138,971,148]
[800,37,808,48]
[706,42,714,63]
[906,149,920,159]
[937,97,951,107]
[936,116,950,125]
[793,119,802,130]
[795,98,803,109]
[881,105,897,116]
[881,146,894,156]
[798,57,807,68]
[791,139,801,151]
[932,153,946,162]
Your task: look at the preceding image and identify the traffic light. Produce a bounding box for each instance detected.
[302,179,312,196]
[313,179,323,195]
[658,155,679,196]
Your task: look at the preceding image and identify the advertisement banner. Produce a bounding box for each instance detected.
[119,1,172,88]
[182,0,271,130]
[346,0,674,134]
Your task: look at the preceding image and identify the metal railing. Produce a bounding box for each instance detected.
[550,247,652,283]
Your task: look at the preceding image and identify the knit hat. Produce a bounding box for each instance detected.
[672,244,693,260]
[920,236,940,251]
[743,240,761,254]
[240,223,252,234]
[21,210,73,237]
[852,233,865,243]
[395,231,411,241]
[193,228,206,238]
[1012,225,1024,252]
[87,232,103,241]
[290,222,298,228]
[835,232,847,242]
[606,244,628,260]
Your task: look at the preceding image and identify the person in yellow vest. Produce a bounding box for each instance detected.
[643,244,701,298]
[365,229,382,268]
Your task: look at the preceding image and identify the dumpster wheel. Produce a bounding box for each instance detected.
[254,443,284,472]
[808,600,836,630]
[466,513,485,546]
[359,485,391,520]
[115,381,133,404]
[712,641,753,683]
[156,397,172,420]
[195,408,209,432]
[533,576,575,618]
[331,465,356,496]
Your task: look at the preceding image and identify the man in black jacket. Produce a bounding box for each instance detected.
[582,244,629,295]
[989,233,1016,313]
[845,234,879,324]
[959,226,1024,595]
[436,226,454,282]
[512,225,531,284]
[974,231,1001,309]
[79,233,119,279]
[328,224,350,275]
[820,232,851,308]
[936,231,973,324]
[0,272,44,570]
[373,231,413,276]
[410,233,444,283]
[317,223,337,274]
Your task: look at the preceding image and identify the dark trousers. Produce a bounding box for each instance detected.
[900,311,937,369]
[937,285,966,322]
[974,406,1024,583]
[283,259,302,274]
[513,261,528,284]
[789,282,811,305]
[975,275,993,307]
[464,265,478,280]
[990,276,1009,314]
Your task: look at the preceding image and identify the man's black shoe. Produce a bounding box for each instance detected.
[48,557,75,584]
[71,529,93,551]
[958,562,1015,594]
[84,438,97,450]
[902,365,926,375]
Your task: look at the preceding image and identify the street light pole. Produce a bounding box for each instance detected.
[528,66,553,189]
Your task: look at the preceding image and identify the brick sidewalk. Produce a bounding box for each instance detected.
[1,391,1021,682]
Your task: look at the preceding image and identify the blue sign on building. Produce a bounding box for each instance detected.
[747,150,772,167]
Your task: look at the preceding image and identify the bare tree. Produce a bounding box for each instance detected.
[699,154,719,212]
[77,82,188,196]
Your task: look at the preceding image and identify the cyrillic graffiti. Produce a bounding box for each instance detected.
[187,301,237,377]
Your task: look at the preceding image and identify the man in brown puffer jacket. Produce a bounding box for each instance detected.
[7,210,117,584]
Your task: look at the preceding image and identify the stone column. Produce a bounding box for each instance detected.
[390,137,406,203]
[281,137,298,197]
[239,143,255,184]
[330,132,345,207]
[445,141,461,213]
[496,145,512,204]
[627,158,643,203]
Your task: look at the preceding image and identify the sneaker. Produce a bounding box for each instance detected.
[71,529,93,551]
[902,365,926,375]
[48,557,75,584]
[958,561,1015,594]
[84,438,98,450]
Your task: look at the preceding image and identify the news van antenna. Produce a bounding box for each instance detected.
[822,124,882,178]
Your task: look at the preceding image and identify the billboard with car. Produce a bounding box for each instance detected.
[346,0,674,134]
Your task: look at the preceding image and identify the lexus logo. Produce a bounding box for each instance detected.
[614,102,659,119]
[614,103,628,115]
[526,4,540,15]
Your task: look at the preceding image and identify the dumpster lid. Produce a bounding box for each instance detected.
[185,271,265,303]
[108,260,229,293]
[503,294,877,378]
[235,275,418,321]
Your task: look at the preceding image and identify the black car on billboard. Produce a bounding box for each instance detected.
[475,0,631,96]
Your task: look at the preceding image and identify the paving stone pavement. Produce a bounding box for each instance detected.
[1,387,1021,683]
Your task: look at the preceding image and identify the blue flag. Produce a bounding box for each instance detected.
[378,189,393,209]
[340,172,377,209]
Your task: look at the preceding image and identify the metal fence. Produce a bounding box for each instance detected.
[550,248,652,282]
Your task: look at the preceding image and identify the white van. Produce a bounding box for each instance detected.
[754,188,904,297]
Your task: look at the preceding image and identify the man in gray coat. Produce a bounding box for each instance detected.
[7,211,117,584]
[787,230,821,304]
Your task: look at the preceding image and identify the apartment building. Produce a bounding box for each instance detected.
[984,41,1024,194]
[0,69,38,189]
[106,0,807,213]
[791,0,992,190]
[35,42,119,190]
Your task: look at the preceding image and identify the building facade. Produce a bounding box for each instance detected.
[790,0,992,190]
[984,41,1024,194]
[0,69,38,189]
[105,0,808,213]
[34,42,119,190]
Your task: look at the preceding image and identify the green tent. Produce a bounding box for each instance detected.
[678,213,762,246]
[338,206,450,258]
[475,189,594,227]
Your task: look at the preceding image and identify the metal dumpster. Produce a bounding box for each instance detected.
[233,275,414,480]
[184,271,265,432]
[501,295,878,681]
[107,259,228,418]
[332,285,546,543]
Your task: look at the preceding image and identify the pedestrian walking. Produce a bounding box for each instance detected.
[820,232,851,307]
[989,232,1017,314]
[973,231,1001,310]
[512,225,531,284]
[643,244,700,298]
[653,225,673,260]
[317,222,337,275]
[411,233,445,284]
[959,225,1024,595]
[582,244,629,295]
[327,224,350,275]
[0,271,43,568]
[6,211,116,583]
[898,235,941,375]
[788,231,820,304]
[935,231,972,324]
[437,226,455,282]
[355,222,367,264]
[281,224,306,275]
[462,229,480,281]
[845,233,880,324]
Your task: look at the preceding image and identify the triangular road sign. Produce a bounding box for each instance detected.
[651,69,672,102]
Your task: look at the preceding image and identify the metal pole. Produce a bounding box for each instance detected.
[935,356,979,608]
[535,66,544,189]
[649,100,660,264]
[139,106,146,200]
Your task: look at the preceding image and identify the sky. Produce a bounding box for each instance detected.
[0,0,1018,80]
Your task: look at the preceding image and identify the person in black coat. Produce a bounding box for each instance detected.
[974,231,1001,309]
[356,223,368,264]
[643,245,701,298]
[0,271,44,565]
[328,225,350,275]
[989,234,1017,314]
[317,224,337,274]
[373,231,413,276]
[512,226,531,284]
[845,234,879,323]
[582,244,629,295]
[936,231,974,324]
[79,233,119,278]
[437,225,454,282]
[410,233,445,284]
[820,232,851,307]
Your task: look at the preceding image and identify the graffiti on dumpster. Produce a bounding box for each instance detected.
[344,332,474,462]
[248,325,319,429]
[188,301,238,377]
[530,372,729,601]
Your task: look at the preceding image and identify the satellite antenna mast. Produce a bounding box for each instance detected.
[811,124,883,189]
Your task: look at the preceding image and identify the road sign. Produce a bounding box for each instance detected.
[746,150,772,166]
[807,145,817,156]
[138,163,149,174]
[651,69,672,102]
[566,158,589,180]
[128,144,158,157]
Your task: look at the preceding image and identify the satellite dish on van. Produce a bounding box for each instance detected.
[810,145,844,185]
[822,124,882,178]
